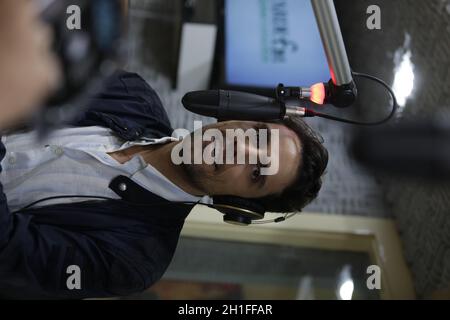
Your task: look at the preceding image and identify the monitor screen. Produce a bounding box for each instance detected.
[225,0,330,88]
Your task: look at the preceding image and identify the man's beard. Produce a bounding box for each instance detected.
[178,127,223,196]
[181,162,207,195]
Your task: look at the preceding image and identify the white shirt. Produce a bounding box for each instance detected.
[0,126,209,212]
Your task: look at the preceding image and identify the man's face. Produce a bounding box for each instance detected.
[177,120,302,199]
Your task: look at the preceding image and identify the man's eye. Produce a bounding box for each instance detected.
[251,166,261,181]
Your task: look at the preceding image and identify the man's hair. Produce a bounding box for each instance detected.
[255,117,329,213]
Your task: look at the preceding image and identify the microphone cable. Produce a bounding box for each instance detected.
[304,71,398,126]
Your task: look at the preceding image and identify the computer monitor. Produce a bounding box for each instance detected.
[224,0,330,89]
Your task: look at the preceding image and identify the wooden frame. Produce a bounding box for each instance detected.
[183,207,416,299]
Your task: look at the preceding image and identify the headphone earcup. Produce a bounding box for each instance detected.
[223,213,253,226]
[212,195,265,224]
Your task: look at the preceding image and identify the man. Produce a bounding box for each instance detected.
[0,70,328,299]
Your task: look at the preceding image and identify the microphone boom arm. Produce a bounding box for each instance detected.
[311,0,353,86]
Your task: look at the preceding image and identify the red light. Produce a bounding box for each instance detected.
[310,82,325,104]
[329,69,337,85]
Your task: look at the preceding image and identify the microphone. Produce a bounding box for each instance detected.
[182,89,286,121]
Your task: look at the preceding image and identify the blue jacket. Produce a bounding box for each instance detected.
[0,71,194,299]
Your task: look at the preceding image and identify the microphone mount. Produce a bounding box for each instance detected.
[276,79,357,108]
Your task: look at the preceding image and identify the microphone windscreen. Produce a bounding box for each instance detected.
[182,90,219,109]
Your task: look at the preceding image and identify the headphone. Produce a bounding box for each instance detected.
[211,195,267,226]
[15,176,297,226]
[211,195,297,226]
